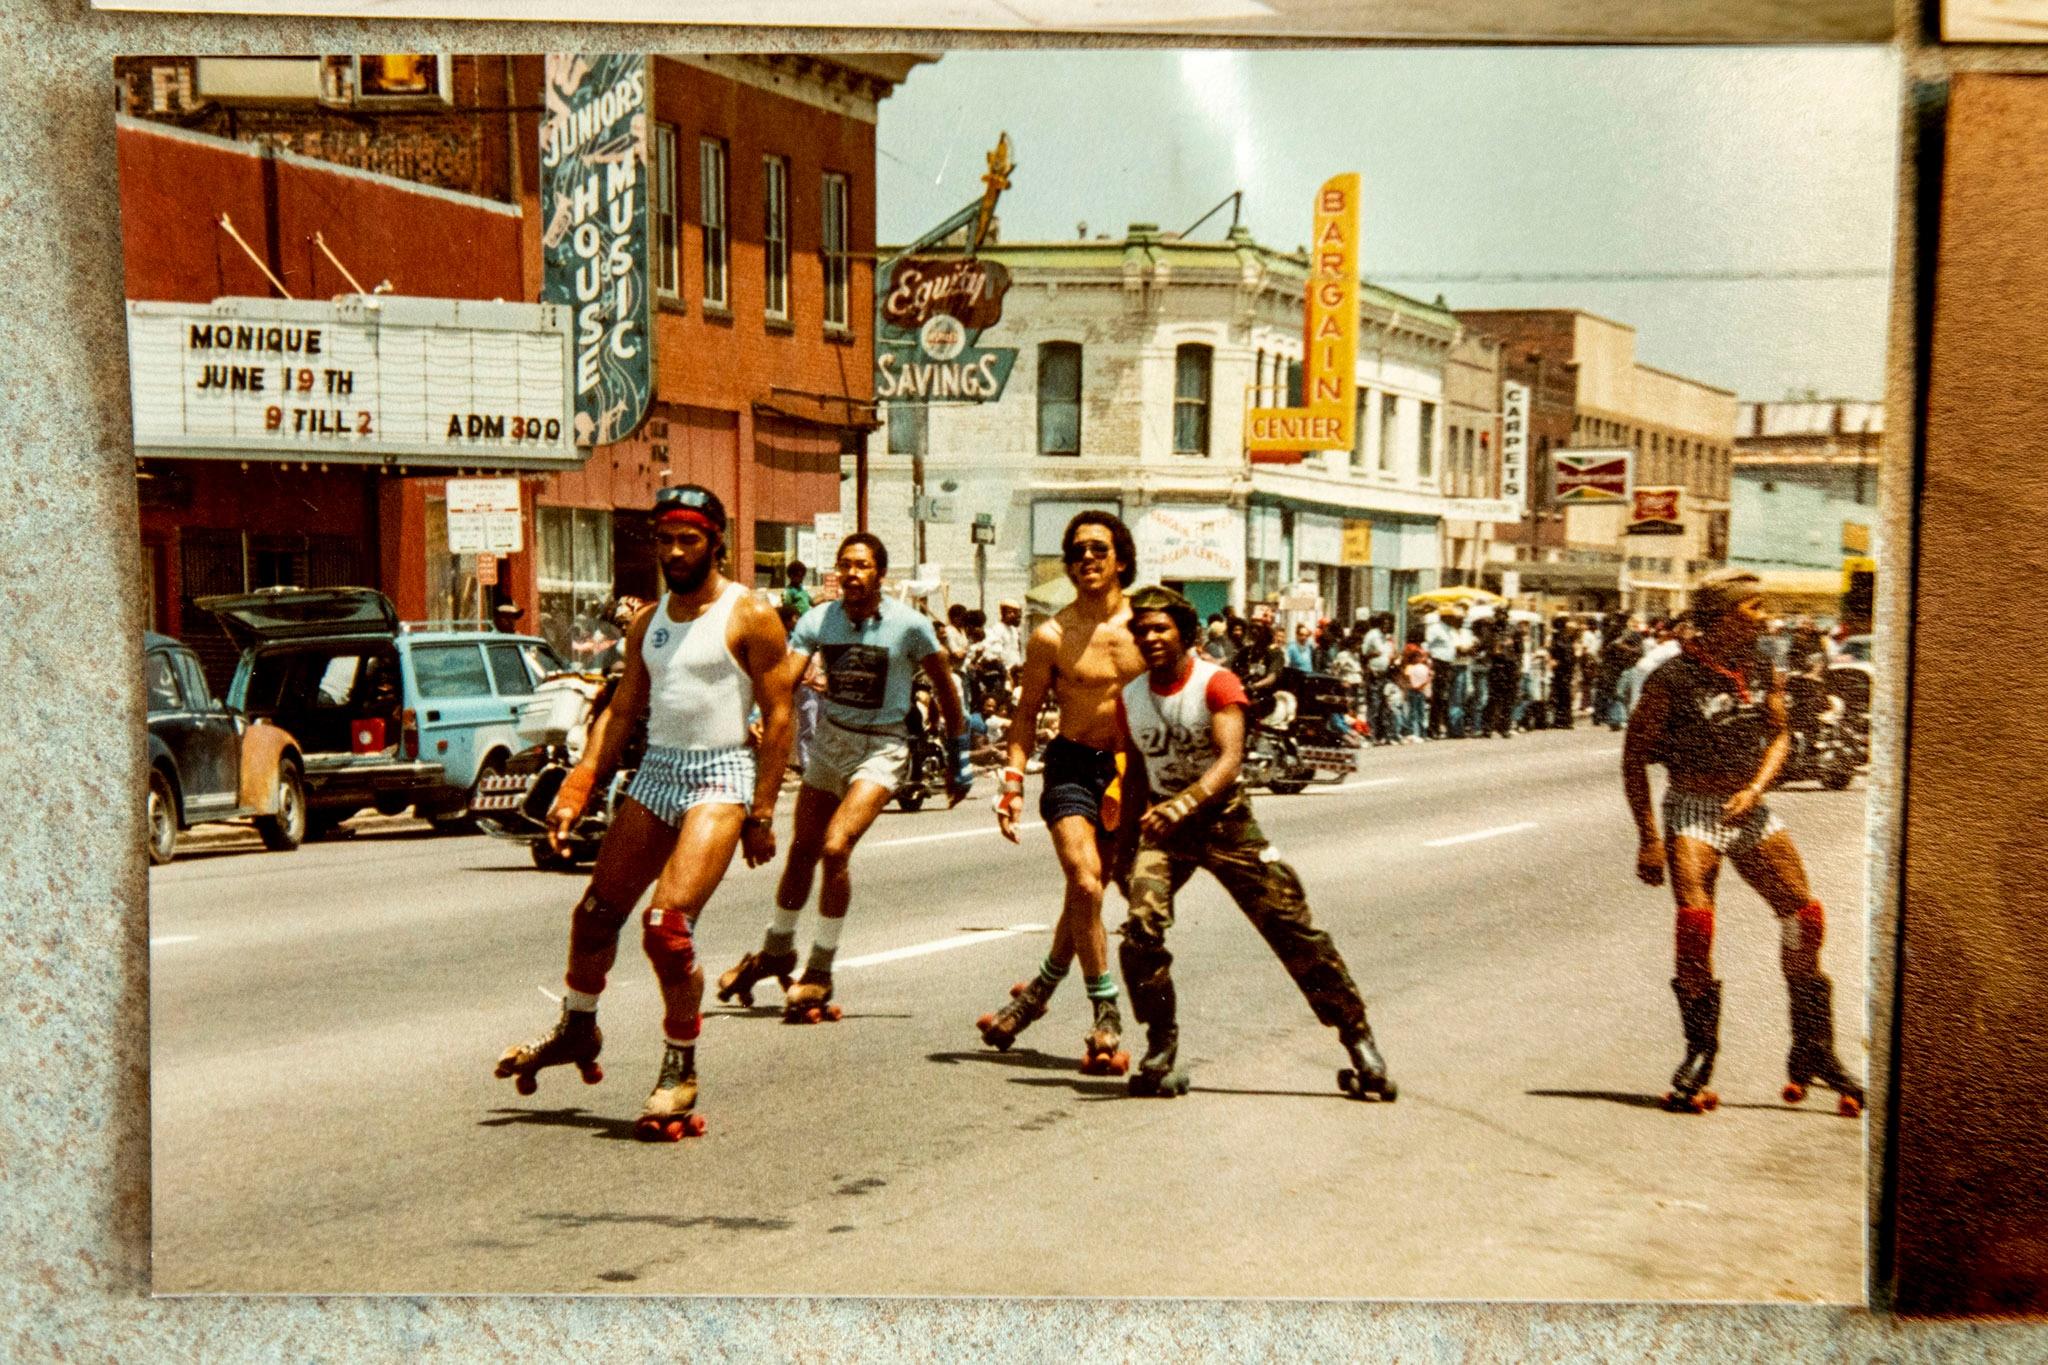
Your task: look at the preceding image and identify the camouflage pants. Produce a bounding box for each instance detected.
[1117,790,1369,1038]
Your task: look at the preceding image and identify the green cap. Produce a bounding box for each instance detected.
[1127,584,1195,615]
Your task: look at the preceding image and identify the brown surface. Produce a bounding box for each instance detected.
[1893,70,2048,1316]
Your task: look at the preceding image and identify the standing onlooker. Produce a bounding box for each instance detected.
[988,599,1025,674]
[1398,642,1433,744]
[1485,626,1521,737]
[1424,609,1459,739]
[1600,615,1647,729]
[782,561,814,620]
[1361,612,1396,745]
[1549,615,1579,730]
[1285,622,1317,674]
[1463,615,1493,738]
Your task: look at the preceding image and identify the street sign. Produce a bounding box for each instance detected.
[540,53,654,447]
[1501,569,1521,600]
[128,296,578,468]
[447,477,524,554]
[474,553,499,587]
[971,513,996,545]
[1553,448,1632,503]
[913,495,957,524]
[1247,173,1360,456]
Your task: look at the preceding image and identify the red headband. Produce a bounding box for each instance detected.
[657,507,721,536]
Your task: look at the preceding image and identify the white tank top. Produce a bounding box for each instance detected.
[1120,655,1242,799]
[642,582,754,752]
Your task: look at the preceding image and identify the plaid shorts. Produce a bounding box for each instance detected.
[1662,788,1786,858]
[627,744,756,827]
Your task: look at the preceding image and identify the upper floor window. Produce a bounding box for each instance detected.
[822,172,851,331]
[1379,392,1399,473]
[1351,389,1371,471]
[1173,344,1212,456]
[762,155,789,321]
[1285,357,1304,408]
[1418,401,1437,480]
[1038,342,1082,456]
[653,123,680,299]
[699,138,728,309]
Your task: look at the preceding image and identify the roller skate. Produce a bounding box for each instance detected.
[493,1004,603,1096]
[715,947,799,1007]
[783,973,843,1024]
[1126,1021,1189,1098]
[1336,1019,1397,1101]
[975,975,1054,1052]
[633,1043,707,1141]
[1662,978,1722,1114]
[1079,997,1130,1076]
[1784,974,1865,1118]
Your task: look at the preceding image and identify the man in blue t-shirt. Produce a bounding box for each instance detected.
[716,532,973,1023]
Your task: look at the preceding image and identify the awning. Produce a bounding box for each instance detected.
[1026,576,1077,611]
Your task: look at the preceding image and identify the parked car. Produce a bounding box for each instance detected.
[144,631,308,865]
[198,587,569,836]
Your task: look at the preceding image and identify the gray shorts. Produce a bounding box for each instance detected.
[1663,788,1785,858]
[803,717,909,798]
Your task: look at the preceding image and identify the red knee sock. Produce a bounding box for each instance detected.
[1781,900,1825,980]
[1675,905,1715,993]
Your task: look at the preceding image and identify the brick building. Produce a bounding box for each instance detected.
[1458,308,1736,615]
[1439,327,1506,588]
[117,53,923,671]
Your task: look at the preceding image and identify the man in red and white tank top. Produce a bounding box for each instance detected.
[1110,585,1395,1103]
[494,485,804,1143]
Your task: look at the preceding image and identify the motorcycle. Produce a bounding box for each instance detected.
[894,674,952,812]
[1777,663,1869,791]
[1241,689,1319,796]
[475,669,642,869]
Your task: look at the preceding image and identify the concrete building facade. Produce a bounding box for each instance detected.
[869,224,1458,631]
[1731,398,1883,621]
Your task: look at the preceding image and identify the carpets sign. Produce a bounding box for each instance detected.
[540,53,653,447]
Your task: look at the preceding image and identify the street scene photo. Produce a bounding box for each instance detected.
[127,48,1898,1297]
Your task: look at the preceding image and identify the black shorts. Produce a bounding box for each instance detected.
[1039,735,1119,829]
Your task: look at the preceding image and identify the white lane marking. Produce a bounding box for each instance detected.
[870,821,1043,850]
[1300,778,1402,796]
[1423,821,1540,849]
[150,935,198,947]
[836,923,1048,970]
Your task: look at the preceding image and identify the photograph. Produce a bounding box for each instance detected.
[127,46,1897,1297]
[88,0,1897,42]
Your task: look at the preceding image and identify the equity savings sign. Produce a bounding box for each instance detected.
[540,53,653,447]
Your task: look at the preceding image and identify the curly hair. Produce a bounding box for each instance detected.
[1061,510,1137,589]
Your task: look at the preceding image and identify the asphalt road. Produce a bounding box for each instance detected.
[150,726,1870,1298]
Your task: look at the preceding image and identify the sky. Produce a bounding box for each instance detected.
[875,47,1900,402]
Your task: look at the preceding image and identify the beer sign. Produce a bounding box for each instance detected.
[1627,485,1684,535]
[1553,448,1632,503]
[1247,173,1360,457]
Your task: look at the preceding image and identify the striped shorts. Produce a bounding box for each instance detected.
[1662,788,1786,858]
[627,744,756,827]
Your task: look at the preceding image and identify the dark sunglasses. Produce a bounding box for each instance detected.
[1064,540,1114,564]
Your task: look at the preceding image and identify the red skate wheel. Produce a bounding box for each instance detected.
[976,1013,998,1031]
[1837,1094,1863,1119]
[1783,1083,1807,1105]
[825,1005,843,1021]
[684,1113,708,1136]
[661,1120,687,1142]
[1111,1052,1130,1075]
[581,1063,604,1085]
[1008,981,1027,999]
[515,1074,538,1096]
[634,1118,661,1141]
[805,1008,822,1023]
[1699,1091,1719,1111]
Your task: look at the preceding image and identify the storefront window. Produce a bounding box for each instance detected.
[536,505,614,658]
[424,496,485,627]
[755,520,801,589]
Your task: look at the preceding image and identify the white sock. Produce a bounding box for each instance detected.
[770,906,801,938]
[812,914,846,953]
[564,988,600,1013]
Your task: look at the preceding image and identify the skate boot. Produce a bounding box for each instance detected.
[976,975,1054,1052]
[1337,1019,1397,1102]
[1126,1020,1189,1098]
[633,1043,707,1141]
[1662,978,1722,1113]
[493,1005,603,1096]
[1784,973,1865,1117]
[783,972,843,1024]
[715,947,799,1007]
[1079,997,1130,1076]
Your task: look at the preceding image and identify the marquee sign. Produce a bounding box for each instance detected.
[882,257,1012,334]
[1553,448,1633,503]
[540,52,653,447]
[1247,173,1360,459]
[127,295,579,469]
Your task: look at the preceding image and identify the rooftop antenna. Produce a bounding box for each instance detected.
[1179,189,1243,240]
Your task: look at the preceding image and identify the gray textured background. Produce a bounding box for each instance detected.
[4,0,2045,1353]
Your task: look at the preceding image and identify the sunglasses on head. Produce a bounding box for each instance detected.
[1064,541,1113,564]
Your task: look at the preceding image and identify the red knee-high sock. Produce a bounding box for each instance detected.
[1781,900,1825,980]
[1675,905,1716,994]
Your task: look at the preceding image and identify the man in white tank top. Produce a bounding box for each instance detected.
[495,485,804,1143]
[1111,585,1396,1103]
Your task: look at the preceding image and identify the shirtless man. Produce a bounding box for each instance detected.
[975,511,1147,1074]
[493,485,797,1141]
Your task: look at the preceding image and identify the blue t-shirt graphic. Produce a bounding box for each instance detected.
[789,598,942,731]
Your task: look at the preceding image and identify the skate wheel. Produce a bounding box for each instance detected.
[634,1117,662,1141]
[1381,1081,1399,1102]
[825,1005,843,1021]
[515,1074,538,1096]
[1111,1052,1129,1075]
[803,1008,821,1023]
[685,1113,708,1136]
[1836,1094,1863,1119]
[1783,1083,1807,1105]
[1008,981,1027,999]
[580,1063,604,1085]
[1699,1090,1719,1111]
[1337,1068,1357,1096]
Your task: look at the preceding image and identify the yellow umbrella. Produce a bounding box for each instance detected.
[1407,585,1503,609]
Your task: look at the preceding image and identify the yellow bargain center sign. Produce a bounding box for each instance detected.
[1247,174,1359,454]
